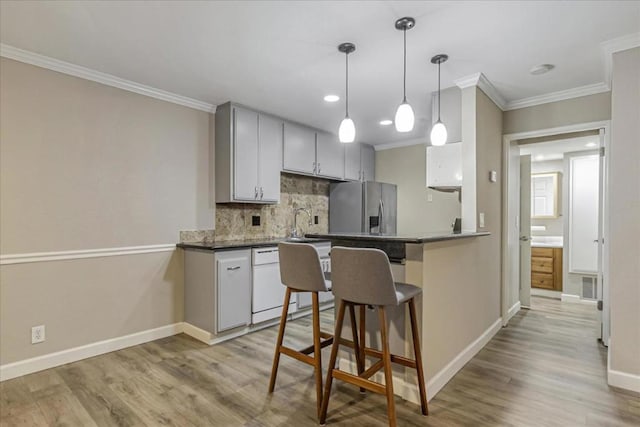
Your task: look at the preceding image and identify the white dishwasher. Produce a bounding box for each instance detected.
[251,247,296,324]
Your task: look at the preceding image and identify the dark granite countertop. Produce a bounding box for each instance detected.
[177,237,330,251]
[304,231,490,244]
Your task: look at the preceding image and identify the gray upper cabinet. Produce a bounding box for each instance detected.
[316,131,344,179]
[361,144,375,181]
[283,122,316,174]
[215,102,281,203]
[344,142,375,181]
[258,115,282,202]
[431,86,462,144]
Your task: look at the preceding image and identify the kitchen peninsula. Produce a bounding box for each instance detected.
[306,230,496,402]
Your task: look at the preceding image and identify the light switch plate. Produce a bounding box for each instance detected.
[479,212,485,228]
[489,170,497,182]
[427,193,433,202]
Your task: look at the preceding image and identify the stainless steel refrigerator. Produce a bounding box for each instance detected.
[329,181,397,234]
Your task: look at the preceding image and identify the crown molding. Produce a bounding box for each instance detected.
[601,32,640,86]
[373,138,427,151]
[0,44,216,113]
[454,72,507,111]
[504,82,610,111]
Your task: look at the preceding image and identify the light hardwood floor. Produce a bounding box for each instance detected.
[2,297,639,426]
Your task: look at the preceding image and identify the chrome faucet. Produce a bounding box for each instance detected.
[291,207,312,238]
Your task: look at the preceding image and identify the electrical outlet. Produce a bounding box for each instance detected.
[31,325,45,344]
[427,193,433,202]
[314,215,319,225]
[251,215,260,226]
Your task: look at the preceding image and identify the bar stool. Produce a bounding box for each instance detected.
[268,242,362,419]
[319,246,428,427]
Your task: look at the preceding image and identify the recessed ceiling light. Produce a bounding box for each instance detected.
[379,119,393,126]
[530,64,555,75]
[585,142,597,148]
[323,94,340,103]
[535,154,545,161]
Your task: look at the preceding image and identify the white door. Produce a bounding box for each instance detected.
[569,154,599,273]
[598,129,609,345]
[520,155,532,308]
[504,141,522,324]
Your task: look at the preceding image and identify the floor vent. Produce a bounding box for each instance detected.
[582,276,597,300]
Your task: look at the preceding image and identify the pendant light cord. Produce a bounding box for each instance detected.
[438,61,441,121]
[403,28,407,102]
[345,51,349,117]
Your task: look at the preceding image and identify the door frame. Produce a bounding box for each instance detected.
[501,120,611,328]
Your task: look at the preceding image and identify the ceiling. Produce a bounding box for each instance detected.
[1,1,639,144]
[520,135,599,162]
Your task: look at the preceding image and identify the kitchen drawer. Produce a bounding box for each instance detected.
[531,256,553,273]
[532,247,554,258]
[531,272,555,290]
[252,247,279,265]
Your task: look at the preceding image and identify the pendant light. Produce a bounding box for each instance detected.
[338,42,356,143]
[430,54,449,146]
[394,17,415,133]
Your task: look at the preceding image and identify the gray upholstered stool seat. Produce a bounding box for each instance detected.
[320,246,428,427]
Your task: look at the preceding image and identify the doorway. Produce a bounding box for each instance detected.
[501,121,610,346]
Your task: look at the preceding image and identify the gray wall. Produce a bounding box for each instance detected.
[503,92,611,135]
[0,58,213,364]
[609,47,640,377]
[375,143,460,234]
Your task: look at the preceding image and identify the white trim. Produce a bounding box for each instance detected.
[607,348,640,393]
[0,44,216,113]
[504,82,610,111]
[507,301,521,322]
[338,317,502,403]
[561,293,598,305]
[181,322,213,344]
[0,244,177,265]
[373,138,425,151]
[0,323,182,381]
[602,32,640,86]
[454,72,507,110]
[531,288,562,299]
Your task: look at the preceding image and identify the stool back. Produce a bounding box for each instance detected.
[330,246,398,306]
[278,242,329,292]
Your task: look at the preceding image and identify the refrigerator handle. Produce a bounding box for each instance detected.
[379,199,385,234]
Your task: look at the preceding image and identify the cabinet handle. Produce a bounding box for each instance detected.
[260,187,264,199]
[254,186,259,199]
[227,266,241,271]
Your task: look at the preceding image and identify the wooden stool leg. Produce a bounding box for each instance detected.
[348,304,364,392]
[409,298,428,415]
[319,300,346,425]
[378,306,397,427]
[312,292,323,419]
[268,288,292,393]
[359,305,366,380]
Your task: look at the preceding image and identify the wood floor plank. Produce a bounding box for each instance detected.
[1,297,639,426]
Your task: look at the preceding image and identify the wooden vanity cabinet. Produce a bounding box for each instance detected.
[531,247,563,291]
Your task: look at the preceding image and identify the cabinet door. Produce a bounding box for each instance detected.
[258,114,282,202]
[283,122,316,174]
[233,107,259,200]
[426,142,462,187]
[316,131,344,179]
[361,144,375,181]
[216,254,251,332]
[344,142,362,181]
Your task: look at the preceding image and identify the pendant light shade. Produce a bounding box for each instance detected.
[394,17,415,133]
[395,101,415,133]
[430,121,447,146]
[430,54,449,145]
[339,117,356,143]
[338,42,356,143]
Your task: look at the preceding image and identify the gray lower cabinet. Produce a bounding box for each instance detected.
[344,142,375,181]
[184,248,251,335]
[283,122,316,174]
[316,131,344,179]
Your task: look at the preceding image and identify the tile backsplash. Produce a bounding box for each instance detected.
[215,173,330,240]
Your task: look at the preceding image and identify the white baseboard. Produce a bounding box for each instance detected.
[0,323,182,381]
[561,293,598,305]
[181,322,213,344]
[507,301,521,322]
[531,289,562,299]
[338,317,503,403]
[607,349,640,393]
